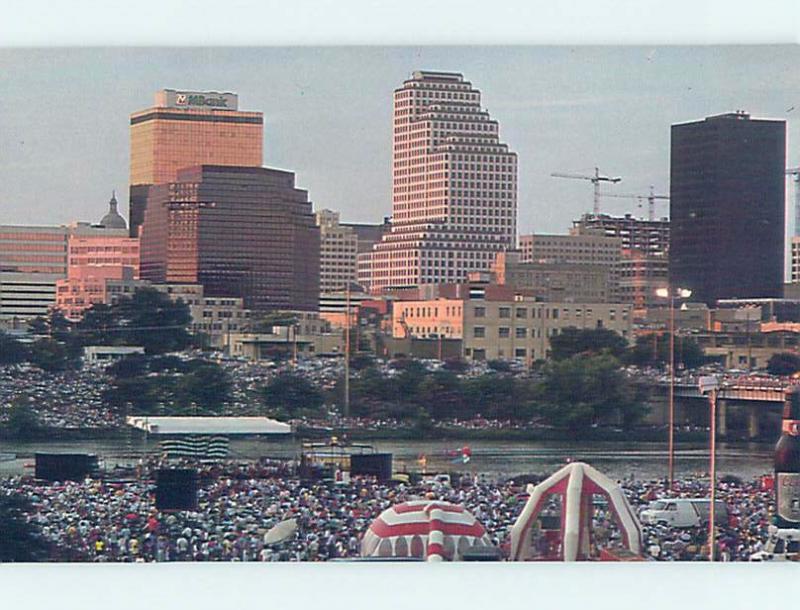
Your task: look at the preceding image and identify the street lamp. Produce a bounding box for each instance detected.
[655,286,693,488]
[698,375,720,562]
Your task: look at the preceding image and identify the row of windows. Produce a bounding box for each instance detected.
[473,326,558,339]
[473,305,628,321]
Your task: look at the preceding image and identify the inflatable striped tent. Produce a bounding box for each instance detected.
[361,500,494,561]
[509,462,643,561]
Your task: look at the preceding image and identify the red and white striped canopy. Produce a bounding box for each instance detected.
[361,500,493,561]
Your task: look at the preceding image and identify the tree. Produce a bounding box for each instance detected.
[537,354,648,432]
[27,316,49,335]
[2,399,42,439]
[626,333,705,370]
[413,407,435,435]
[0,332,28,365]
[176,364,232,414]
[28,339,77,372]
[767,352,800,376]
[348,366,400,417]
[263,373,323,418]
[105,353,149,378]
[148,355,186,373]
[0,494,50,562]
[350,354,375,371]
[549,327,629,361]
[103,376,170,416]
[79,288,192,354]
[462,375,534,421]
[392,359,427,406]
[418,371,465,420]
[77,303,120,346]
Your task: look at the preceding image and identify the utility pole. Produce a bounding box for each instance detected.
[668,296,676,488]
[344,284,351,419]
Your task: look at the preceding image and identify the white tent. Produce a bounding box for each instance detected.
[126,416,291,435]
[509,462,642,561]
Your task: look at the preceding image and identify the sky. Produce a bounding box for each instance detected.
[2,45,800,236]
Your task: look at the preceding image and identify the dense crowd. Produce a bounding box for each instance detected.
[1,354,792,433]
[0,364,117,429]
[625,477,774,561]
[0,358,539,432]
[0,460,776,563]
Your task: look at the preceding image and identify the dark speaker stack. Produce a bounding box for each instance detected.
[350,453,393,481]
[155,468,198,511]
[35,453,98,481]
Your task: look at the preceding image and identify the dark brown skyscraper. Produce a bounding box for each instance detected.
[670,112,786,306]
[139,165,319,312]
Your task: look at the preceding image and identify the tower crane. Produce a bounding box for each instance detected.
[551,167,621,216]
[787,168,800,236]
[597,186,669,221]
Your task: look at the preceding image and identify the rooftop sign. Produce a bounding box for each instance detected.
[157,89,239,111]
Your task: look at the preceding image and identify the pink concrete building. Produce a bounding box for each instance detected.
[361,71,517,292]
[55,234,140,320]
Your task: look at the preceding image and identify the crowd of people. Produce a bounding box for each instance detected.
[0,357,538,432]
[627,477,775,561]
[0,364,117,429]
[0,458,777,563]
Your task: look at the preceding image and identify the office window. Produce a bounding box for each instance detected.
[499,307,511,318]
[498,327,510,338]
[473,326,486,338]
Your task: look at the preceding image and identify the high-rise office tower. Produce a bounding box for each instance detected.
[129,89,263,237]
[138,165,319,312]
[316,210,359,295]
[362,71,517,292]
[670,112,786,306]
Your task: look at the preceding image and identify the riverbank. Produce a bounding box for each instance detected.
[0,424,774,444]
[296,425,773,443]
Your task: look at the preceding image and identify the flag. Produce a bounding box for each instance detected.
[160,435,230,461]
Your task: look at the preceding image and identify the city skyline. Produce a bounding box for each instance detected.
[2,46,800,237]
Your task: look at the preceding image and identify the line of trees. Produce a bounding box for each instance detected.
[0,288,194,372]
[262,353,651,433]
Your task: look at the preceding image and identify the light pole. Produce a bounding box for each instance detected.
[698,375,720,562]
[655,286,692,488]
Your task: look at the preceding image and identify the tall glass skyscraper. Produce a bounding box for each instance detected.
[670,112,786,306]
[138,165,319,312]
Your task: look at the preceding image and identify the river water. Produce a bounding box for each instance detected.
[0,437,774,481]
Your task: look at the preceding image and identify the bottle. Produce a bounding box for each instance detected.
[775,386,800,528]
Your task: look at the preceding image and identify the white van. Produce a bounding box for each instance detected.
[750,527,800,562]
[640,498,728,528]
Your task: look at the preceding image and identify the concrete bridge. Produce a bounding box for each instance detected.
[650,376,792,439]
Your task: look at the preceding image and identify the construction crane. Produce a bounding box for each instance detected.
[551,167,621,216]
[597,186,669,221]
[787,167,800,236]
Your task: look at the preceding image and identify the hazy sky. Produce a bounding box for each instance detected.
[2,46,799,235]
